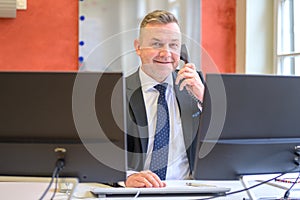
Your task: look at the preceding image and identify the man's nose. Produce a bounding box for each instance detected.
[159,45,172,56]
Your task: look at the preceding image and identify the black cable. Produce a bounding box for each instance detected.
[39,166,59,200]
[197,165,300,200]
[283,171,300,199]
[50,171,60,200]
[39,158,65,200]
[196,173,287,200]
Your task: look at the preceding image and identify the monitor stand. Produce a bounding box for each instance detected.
[0,176,78,200]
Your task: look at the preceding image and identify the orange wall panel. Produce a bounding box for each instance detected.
[202,0,236,74]
[0,0,78,71]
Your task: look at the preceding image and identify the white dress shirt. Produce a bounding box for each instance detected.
[139,68,190,180]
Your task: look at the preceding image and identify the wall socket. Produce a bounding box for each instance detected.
[17,0,27,10]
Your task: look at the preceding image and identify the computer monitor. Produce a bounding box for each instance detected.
[0,71,126,183]
[193,73,300,180]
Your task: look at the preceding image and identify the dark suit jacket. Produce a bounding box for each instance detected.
[125,69,204,175]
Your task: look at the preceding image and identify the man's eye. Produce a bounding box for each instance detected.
[152,42,162,48]
[170,43,179,49]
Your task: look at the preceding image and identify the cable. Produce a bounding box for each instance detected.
[39,166,59,200]
[283,171,300,199]
[133,191,141,199]
[196,165,300,200]
[195,173,285,200]
[283,148,300,199]
[49,171,60,200]
[39,148,66,200]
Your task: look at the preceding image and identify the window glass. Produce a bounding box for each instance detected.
[276,0,300,75]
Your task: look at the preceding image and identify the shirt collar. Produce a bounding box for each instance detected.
[139,67,173,93]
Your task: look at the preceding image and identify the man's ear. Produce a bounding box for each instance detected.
[134,39,141,55]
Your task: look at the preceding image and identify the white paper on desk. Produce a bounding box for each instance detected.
[243,173,300,190]
[242,173,300,199]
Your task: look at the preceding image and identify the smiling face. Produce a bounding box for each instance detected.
[134,22,182,82]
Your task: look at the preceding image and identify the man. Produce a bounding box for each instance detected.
[125,10,205,188]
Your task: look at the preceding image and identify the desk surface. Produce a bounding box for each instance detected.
[1,177,300,200]
[0,180,247,200]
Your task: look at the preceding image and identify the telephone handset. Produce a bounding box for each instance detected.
[180,44,190,64]
[179,44,203,107]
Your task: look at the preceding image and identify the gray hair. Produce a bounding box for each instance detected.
[140,10,179,29]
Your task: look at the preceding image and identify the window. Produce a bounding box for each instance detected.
[275,0,300,75]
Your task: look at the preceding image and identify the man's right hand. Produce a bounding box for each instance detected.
[125,170,166,188]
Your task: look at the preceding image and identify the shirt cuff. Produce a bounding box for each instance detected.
[126,170,138,178]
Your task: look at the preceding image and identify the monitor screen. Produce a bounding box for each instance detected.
[193,73,300,180]
[0,71,126,183]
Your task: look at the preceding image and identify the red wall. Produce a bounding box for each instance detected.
[0,0,78,71]
[202,0,236,74]
[0,1,235,73]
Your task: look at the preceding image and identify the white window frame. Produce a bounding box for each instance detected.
[274,0,300,75]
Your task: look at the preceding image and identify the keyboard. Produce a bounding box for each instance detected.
[91,181,231,198]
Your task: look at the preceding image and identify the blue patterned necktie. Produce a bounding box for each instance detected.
[150,83,170,180]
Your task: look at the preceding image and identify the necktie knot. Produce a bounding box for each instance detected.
[154,83,167,96]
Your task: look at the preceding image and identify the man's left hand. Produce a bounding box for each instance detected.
[175,63,205,102]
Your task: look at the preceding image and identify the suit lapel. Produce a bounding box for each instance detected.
[172,71,200,171]
[126,71,149,154]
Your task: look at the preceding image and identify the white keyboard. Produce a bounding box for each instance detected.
[91,182,230,198]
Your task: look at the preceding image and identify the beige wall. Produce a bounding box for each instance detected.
[236,0,275,74]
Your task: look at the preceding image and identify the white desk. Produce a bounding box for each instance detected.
[0,180,247,200]
[1,176,300,200]
[79,181,248,200]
